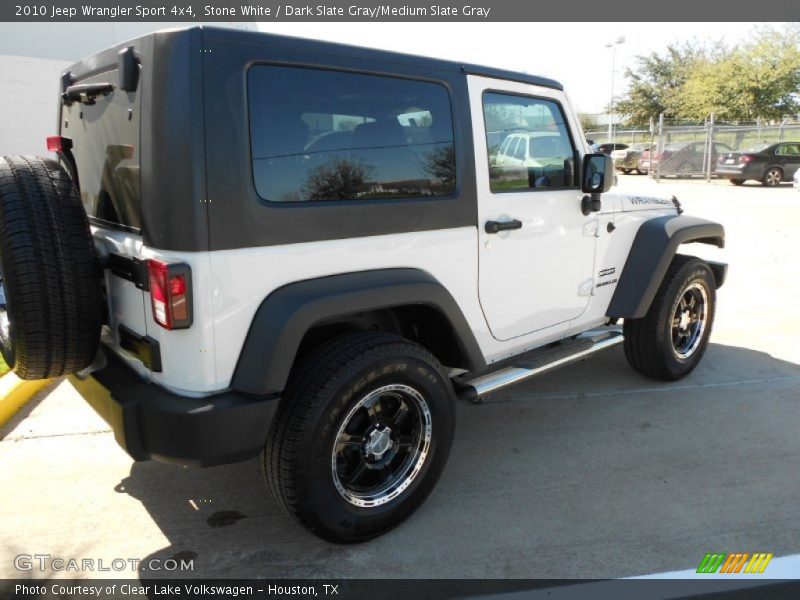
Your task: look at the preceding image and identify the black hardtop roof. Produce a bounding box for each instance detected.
[198,26,564,91]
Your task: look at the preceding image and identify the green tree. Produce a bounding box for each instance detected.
[676,27,800,121]
[613,42,712,126]
[304,157,373,200]
[615,27,800,125]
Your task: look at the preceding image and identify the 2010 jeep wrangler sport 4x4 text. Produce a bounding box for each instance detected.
[0,27,726,543]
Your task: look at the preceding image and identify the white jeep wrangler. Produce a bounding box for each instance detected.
[0,27,725,543]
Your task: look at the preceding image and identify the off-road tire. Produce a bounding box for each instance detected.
[623,255,716,381]
[0,156,103,379]
[264,331,456,543]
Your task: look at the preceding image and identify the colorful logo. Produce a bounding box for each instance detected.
[697,553,773,574]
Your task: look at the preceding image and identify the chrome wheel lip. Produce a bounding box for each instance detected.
[331,383,432,508]
[671,281,708,360]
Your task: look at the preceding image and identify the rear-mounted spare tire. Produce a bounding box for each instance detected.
[0,156,103,379]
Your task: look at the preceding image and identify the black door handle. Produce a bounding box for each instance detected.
[485,219,522,234]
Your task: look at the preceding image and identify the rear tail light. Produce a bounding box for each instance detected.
[146,259,193,330]
[740,155,753,164]
[46,135,72,153]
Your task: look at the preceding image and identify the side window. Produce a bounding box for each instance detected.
[777,144,799,156]
[483,92,576,192]
[248,66,456,202]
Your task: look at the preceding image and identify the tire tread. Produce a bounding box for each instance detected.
[264,331,453,540]
[0,156,102,379]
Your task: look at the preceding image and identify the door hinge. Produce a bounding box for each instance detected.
[108,253,150,291]
[583,221,600,237]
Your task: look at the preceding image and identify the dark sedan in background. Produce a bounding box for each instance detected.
[715,142,800,186]
[646,141,732,176]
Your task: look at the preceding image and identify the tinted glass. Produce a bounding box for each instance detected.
[483,92,576,192]
[248,66,455,202]
[64,70,141,230]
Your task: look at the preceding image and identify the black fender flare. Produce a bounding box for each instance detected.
[606,215,726,319]
[231,268,485,396]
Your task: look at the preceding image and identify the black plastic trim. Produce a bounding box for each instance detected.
[706,260,728,289]
[107,252,149,290]
[88,350,278,467]
[62,82,114,105]
[118,325,162,372]
[606,215,726,319]
[118,46,139,92]
[485,219,522,234]
[231,268,486,396]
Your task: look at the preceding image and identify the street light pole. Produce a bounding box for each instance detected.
[606,36,625,146]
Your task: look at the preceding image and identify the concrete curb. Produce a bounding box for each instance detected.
[0,373,54,428]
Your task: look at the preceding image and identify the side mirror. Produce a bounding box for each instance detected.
[582,153,614,194]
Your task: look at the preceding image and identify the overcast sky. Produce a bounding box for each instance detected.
[257,22,762,113]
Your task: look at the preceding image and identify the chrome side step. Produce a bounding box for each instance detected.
[456,329,624,401]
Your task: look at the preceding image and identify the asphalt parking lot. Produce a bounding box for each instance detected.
[1,174,799,580]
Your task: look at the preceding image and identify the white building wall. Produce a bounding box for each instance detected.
[0,55,70,156]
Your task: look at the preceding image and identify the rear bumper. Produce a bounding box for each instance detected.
[71,351,278,467]
[613,157,637,170]
[714,164,763,179]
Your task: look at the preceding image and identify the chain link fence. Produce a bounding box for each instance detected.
[586,116,800,180]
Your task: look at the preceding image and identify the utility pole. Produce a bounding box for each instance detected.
[605,36,625,146]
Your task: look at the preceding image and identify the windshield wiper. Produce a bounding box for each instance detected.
[62,83,114,106]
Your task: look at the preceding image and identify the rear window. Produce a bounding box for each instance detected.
[63,70,141,231]
[248,65,456,203]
